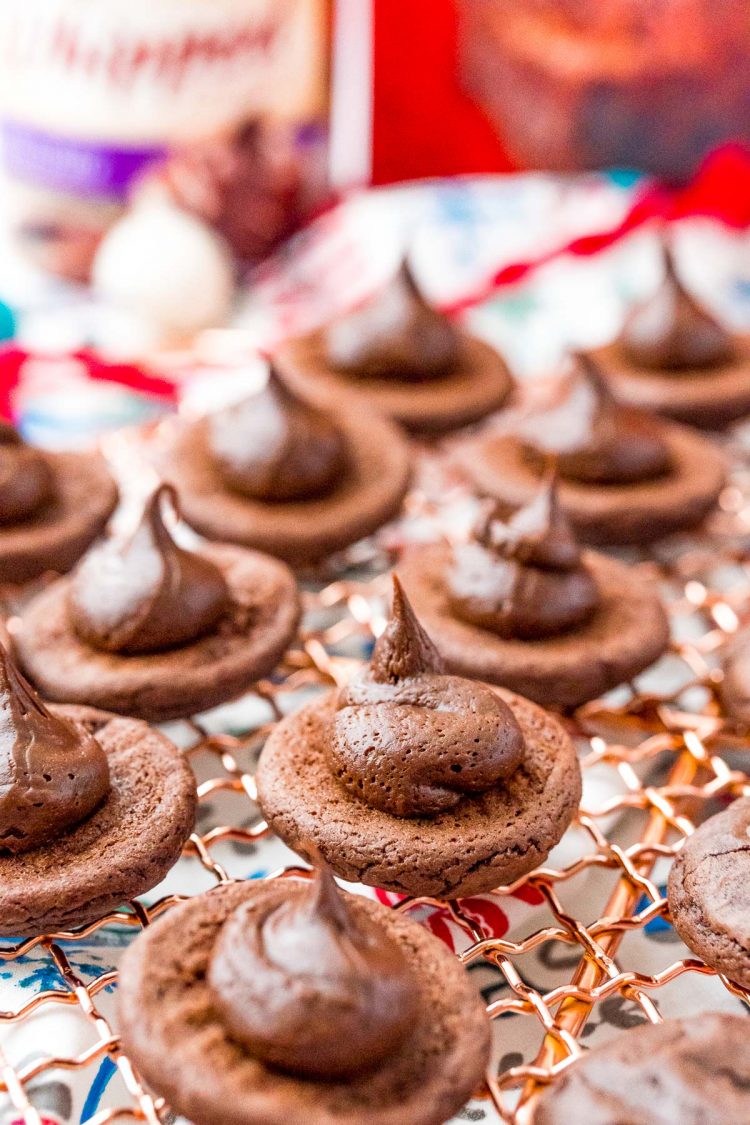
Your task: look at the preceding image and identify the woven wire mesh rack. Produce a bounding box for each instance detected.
[2,424,750,1125]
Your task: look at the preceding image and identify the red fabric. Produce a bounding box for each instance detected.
[0,346,177,421]
[75,351,178,402]
[370,0,514,185]
[445,143,750,313]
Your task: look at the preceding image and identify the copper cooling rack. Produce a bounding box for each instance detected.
[3,427,750,1125]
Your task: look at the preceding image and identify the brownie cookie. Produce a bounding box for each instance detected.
[0,645,196,936]
[118,872,490,1125]
[592,243,750,429]
[274,262,514,434]
[668,798,750,987]
[534,1013,750,1125]
[14,485,300,722]
[398,474,670,709]
[257,577,581,899]
[718,628,750,725]
[164,369,411,566]
[0,421,118,584]
[454,356,726,546]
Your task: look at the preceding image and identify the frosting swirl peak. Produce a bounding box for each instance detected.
[208,865,417,1078]
[209,368,347,501]
[619,243,734,372]
[448,473,600,639]
[329,576,525,817]
[69,484,230,654]
[520,355,672,485]
[0,644,109,854]
[0,422,55,526]
[324,261,462,382]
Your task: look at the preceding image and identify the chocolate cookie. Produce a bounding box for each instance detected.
[14,491,300,722]
[274,261,514,434]
[117,876,490,1125]
[593,338,750,430]
[455,422,726,547]
[257,579,581,899]
[0,649,196,936]
[717,629,750,725]
[668,798,750,987]
[0,438,118,584]
[399,544,669,709]
[592,243,750,429]
[277,330,514,435]
[534,1012,750,1124]
[164,385,411,566]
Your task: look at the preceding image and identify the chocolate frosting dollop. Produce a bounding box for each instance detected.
[0,644,109,855]
[619,244,735,371]
[0,421,55,525]
[448,473,600,639]
[324,261,462,382]
[520,355,672,485]
[208,368,348,501]
[328,576,525,817]
[68,484,230,654]
[208,864,418,1078]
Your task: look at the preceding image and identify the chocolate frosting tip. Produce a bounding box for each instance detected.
[330,576,525,817]
[209,364,348,502]
[0,420,19,445]
[619,240,735,372]
[306,857,351,929]
[0,421,55,526]
[0,643,110,855]
[370,575,445,683]
[521,352,672,486]
[69,483,230,655]
[207,863,418,1079]
[449,470,599,640]
[483,469,582,571]
[324,258,462,382]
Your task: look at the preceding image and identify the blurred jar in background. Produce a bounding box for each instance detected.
[459,0,750,183]
[0,0,330,281]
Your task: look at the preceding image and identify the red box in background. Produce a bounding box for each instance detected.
[369,0,515,186]
[366,0,750,188]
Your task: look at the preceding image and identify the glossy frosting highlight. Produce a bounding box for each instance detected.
[0,421,55,526]
[520,355,672,485]
[208,865,417,1078]
[448,473,600,639]
[619,244,734,372]
[324,261,462,382]
[209,369,347,501]
[69,484,230,654]
[0,644,109,854]
[329,576,525,817]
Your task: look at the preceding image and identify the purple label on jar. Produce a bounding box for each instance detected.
[1,120,166,200]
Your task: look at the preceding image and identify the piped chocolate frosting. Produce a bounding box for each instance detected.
[619,243,734,372]
[208,864,417,1079]
[324,261,462,382]
[209,368,348,501]
[328,576,524,817]
[0,422,55,526]
[0,644,109,855]
[520,355,672,485]
[68,484,230,654]
[448,473,599,639]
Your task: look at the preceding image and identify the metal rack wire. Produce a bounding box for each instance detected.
[2,432,750,1125]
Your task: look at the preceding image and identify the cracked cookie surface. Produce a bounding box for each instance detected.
[535,1012,750,1124]
[256,687,580,899]
[668,797,750,987]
